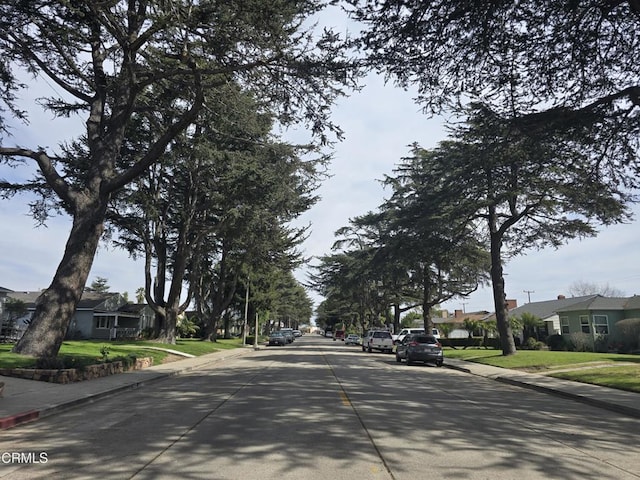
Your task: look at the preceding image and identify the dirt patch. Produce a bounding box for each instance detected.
[521,361,615,374]
[161,353,185,364]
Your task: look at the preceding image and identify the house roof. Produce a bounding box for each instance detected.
[623,295,640,309]
[555,295,631,312]
[6,290,122,309]
[5,291,42,306]
[508,295,598,320]
[436,311,492,324]
[0,286,13,293]
[117,303,148,314]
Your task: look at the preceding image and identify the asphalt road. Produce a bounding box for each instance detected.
[1,335,640,480]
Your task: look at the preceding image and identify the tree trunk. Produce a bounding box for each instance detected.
[156,307,177,344]
[392,304,401,335]
[223,311,231,339]
[489,230,517,356]
[204,316,219,341]
[12,203,107,357]
[421,266,435,332]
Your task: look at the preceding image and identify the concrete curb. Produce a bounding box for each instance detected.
[493,376,640,419]
[443,360,640,420]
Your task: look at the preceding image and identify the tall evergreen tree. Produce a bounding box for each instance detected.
[422,105,632,354]
[0,1,357,357]
[381,146,491,334]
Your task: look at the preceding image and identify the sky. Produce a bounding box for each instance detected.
[2,11,640,317]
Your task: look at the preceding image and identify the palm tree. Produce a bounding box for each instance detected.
[518,312,544,342]
[463,318,482,338]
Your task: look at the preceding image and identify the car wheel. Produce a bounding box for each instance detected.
[395,354,402,363]
[436,359,443,367]
[362,346,366,352]
[367,346,372,353]
[406,356,413,366]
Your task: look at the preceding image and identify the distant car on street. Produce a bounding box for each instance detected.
[395,334,443,366]
[345,334,360,345]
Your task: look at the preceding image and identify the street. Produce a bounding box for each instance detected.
[1,335,640,480]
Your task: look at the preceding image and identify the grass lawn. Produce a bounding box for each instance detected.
[0,338,244,370]
[444,348,640,369]
[550,366,640,393]
[444,347,640,393]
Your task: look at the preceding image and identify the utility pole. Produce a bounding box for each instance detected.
[523,290,535,303]
[242,282,249,347]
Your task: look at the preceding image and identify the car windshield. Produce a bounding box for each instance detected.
[373,332,391,338]
[271,332,283,336]
[412,335,438,344]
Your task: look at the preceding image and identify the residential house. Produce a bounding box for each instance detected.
[0,286,11,316]
[1,290,156,341]
[554,295,640,340]
[507,295,598,341]
[435,308,493,338]
[0,286,19,340]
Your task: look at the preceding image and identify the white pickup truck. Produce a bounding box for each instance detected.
[362,330,394,353]
[392,327,441,344]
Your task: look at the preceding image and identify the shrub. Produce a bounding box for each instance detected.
[522,337,546,350]
[546,334,567,351]
[113,354,138,369]
[100,345,110,362]
[177,315,200,338]
[440,337,501,349]
[568,332,593,352]
[593,334,609,353]
[139,327,155,339]
[608,318,640,353]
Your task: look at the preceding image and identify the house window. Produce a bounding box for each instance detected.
[560,317,569,334]
[580,315,590,334]
[593,315,609,335]
[96,316,114,329]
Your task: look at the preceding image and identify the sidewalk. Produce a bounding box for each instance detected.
[1,351,639,430]
[0,347,251,430]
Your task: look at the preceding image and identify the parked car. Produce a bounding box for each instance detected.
[280,330,296,343]
[362,330,393,353]
[395,334,443,366]
[268,331,287,346]
[393,327,441,344]
[345,334,360,345]
[279,328,295,343]
[292,330,302,337]
[333,329,345,341]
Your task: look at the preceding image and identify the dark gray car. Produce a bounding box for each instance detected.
[395,334,443,366]
[268,331,287,346]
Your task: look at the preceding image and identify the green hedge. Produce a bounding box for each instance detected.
[440,337,501,349]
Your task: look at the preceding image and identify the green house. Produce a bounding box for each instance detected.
[555,295,640,339]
